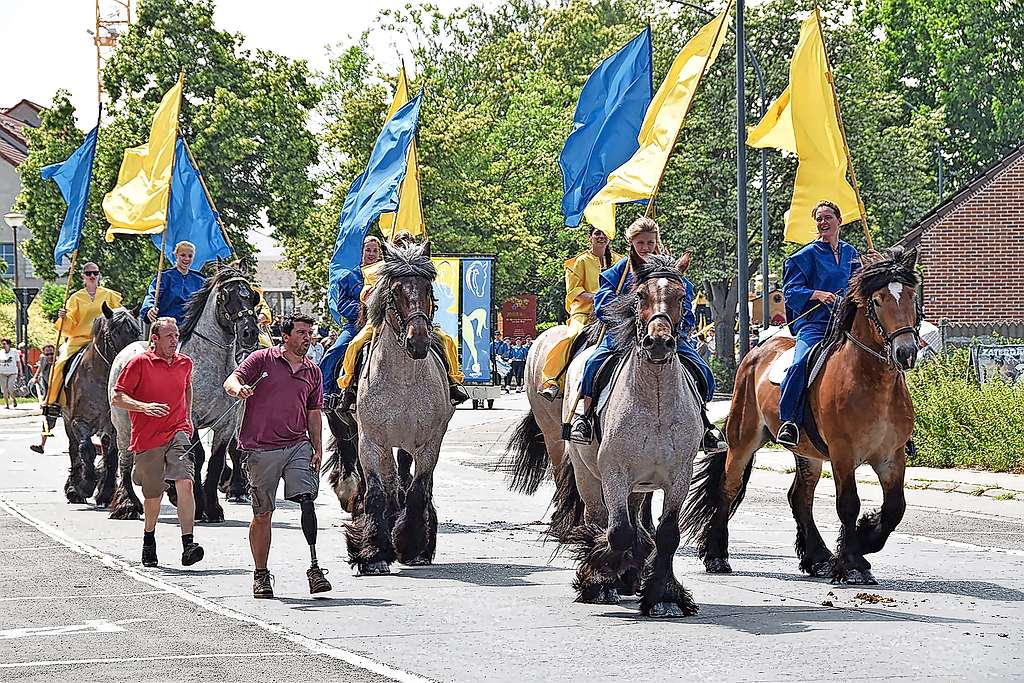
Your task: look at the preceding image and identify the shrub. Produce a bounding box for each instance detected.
[907,349,1024,473]
[709,355,735,394]
[37,282,65,323]
[0,284,13,306]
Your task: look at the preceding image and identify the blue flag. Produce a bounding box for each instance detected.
[151,138,233,269]
[559,28,654,227]
[328,92,424,323]
[41,124,99,269]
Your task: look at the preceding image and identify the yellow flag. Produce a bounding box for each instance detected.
[747,10,858,244]
[584,9,731,239]
[379,68,425,239]
[102,76,183,241]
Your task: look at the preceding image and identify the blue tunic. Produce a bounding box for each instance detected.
[778,240,862,423]
[511,344,528,362]
[141,268,206,327]
[319,273,363,396]
[580,256,714,402]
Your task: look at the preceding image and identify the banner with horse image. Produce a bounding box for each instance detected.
[972,345,1024,385]
[461,258,493,383]
[432,257,461,342]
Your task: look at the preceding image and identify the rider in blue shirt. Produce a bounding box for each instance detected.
[776,200,877,446]
[570,217,724,452]
[320,236,382,399]
[141,241,206,327]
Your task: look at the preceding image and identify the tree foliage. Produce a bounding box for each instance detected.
[16,0,319,303]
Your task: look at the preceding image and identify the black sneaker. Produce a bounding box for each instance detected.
[702,428,728,453]
[253,569,274,599]
[142,543,158,568]
[569,414,593,444]
[307,565,332,594]
[449,384,470,406]
[538,384,561,402]
[181,542,205,567]
[777,422,800,447]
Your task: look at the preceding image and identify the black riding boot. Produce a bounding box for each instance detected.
[701,408,727,453]
[449,383,470,406]
[569,410,594,445]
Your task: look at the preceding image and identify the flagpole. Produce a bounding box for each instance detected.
[643,0,735,220]
[181,136,235,254]
[152,71,185,317]
[814,6,874,251]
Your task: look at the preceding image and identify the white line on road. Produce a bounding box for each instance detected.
[0,498,433,683]
[0,651,302,669]
[897,531,1024,556]
[0,590,167,603]
[0,544,65,551]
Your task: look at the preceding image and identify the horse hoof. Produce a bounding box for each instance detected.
[808,558,836,578]
[201,512,225,524]
[704,557,732,574]
[357,561,391,576]
[401,556,432,566]
[226,494,250,504]
[66,493,86,504]
[597,588,620,604]
[648,602,687,618]
[844,568,877,585]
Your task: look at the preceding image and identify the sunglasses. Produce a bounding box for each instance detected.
[83,271,100,276]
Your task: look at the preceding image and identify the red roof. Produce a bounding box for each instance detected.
[0,138,27,166]
[0,112,29,143]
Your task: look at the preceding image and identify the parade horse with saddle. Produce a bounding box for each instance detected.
[107,265,262,521]
[682,201,921,585]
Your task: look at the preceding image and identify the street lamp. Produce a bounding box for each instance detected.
[664,0,771,348]
[3,211,27,347]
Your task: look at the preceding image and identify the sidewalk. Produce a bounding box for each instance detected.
[707,400,1024,503]
[0,403,40,419]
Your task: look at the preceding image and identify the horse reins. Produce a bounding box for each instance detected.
[846,294,922,370]
[633,269,687,365]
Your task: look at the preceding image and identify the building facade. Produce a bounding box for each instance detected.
[1,99,45,290]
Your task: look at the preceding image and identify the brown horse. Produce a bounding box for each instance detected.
[682,247,921,585]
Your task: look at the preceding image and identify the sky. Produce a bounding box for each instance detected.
[0,0,481,257]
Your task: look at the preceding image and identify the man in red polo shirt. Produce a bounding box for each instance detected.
[112,317,203,568]
[224,313,329,599]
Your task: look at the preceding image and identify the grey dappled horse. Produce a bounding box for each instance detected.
[557,250,704,617]
[107,266,261,521]
[344,242,456,575]
[61,302,141,506]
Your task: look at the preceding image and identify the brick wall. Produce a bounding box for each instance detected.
[919,151,1024,324]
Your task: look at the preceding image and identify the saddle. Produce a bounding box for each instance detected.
[767,342,835,456]
[552,320,600,385]
[62,345,89,389]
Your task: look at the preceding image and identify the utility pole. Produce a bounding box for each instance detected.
[736,0,750,358]
[92,0,132,110]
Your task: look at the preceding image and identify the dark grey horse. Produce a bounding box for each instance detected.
[107,266,261,521]
[61,302,141,506]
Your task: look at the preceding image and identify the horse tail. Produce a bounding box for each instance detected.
[680,451,755,557]
[503,410,548,495]
[548,456,584,542]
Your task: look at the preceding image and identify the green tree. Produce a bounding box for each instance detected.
[17,0,320,303]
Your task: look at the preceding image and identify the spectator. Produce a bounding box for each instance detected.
[224,313,331,599]
[111,317,204,568]
[306,330,325,365]
[0,338,20,409]
[30,345,57,453]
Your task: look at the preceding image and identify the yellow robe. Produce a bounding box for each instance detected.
[540,250,618,390]
[338,262,463,389]
[45,286,124,406]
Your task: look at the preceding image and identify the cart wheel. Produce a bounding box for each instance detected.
[472,399,479,409]
[487,399,495,409]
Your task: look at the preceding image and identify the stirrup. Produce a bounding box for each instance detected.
[449,384,470,406]
[702,428,727,453]
[538,384,561,402]
[568,414,593,445]
[777,421,800,447]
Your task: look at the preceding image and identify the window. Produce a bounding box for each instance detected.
[0,243,13,279]
[264,290,295,319]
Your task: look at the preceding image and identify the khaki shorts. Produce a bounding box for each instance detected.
[242,441,318,516]
[132,432,194,499]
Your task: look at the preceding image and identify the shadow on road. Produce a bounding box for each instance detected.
[276,596,396,610]
[393,561,562,587]
[722,570,1024,601]
[157,566,253,577]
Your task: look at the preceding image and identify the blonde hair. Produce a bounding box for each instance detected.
[624,216,659,243]
[174,240,196,255]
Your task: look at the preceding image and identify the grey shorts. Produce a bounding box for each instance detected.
[242,441,318,515]
[132,432,194,499]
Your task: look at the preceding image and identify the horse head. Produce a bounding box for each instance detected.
[98,302,142,359]
[838,247,921,371]
[213,268,261,363]
[625,247,691,364]
[369,240,437,361]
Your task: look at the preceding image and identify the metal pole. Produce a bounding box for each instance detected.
[937,142,945,203]
[11,223,21,347]
[736,0,749,358]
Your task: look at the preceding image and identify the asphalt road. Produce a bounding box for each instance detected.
[1,395,1023,682]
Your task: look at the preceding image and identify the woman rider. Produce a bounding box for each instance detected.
[140,241,204,327]
[538,226,617,400]
[319,235,382,401]
[776,200,879,446]
[43,261,123,412]
[569,217,724,452]
[337,231,469,411]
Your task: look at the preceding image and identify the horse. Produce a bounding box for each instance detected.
[60,302,141,506]
[681,247,921,585]
[107,266,261,521]
[344,241,456,575]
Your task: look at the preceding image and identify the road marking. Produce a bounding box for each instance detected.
[896,532,1024,556]
[0,499,432,683]
[0,617,157,640]
[0,590,167,603]
[0,544,65,552]
[0,652,302,669]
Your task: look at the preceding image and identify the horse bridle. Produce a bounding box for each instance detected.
[845,290,923,370]
[633,273,685,365]
[192,277,260,353]
[384,283,435,355]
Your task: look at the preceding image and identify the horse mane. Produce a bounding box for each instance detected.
[823,246,921,347]
[603,254,685,354]
[366,244,437,328]
[178,265,248,345]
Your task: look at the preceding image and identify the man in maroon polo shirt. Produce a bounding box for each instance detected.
[112,317,203,568]
[224,313,329,599]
